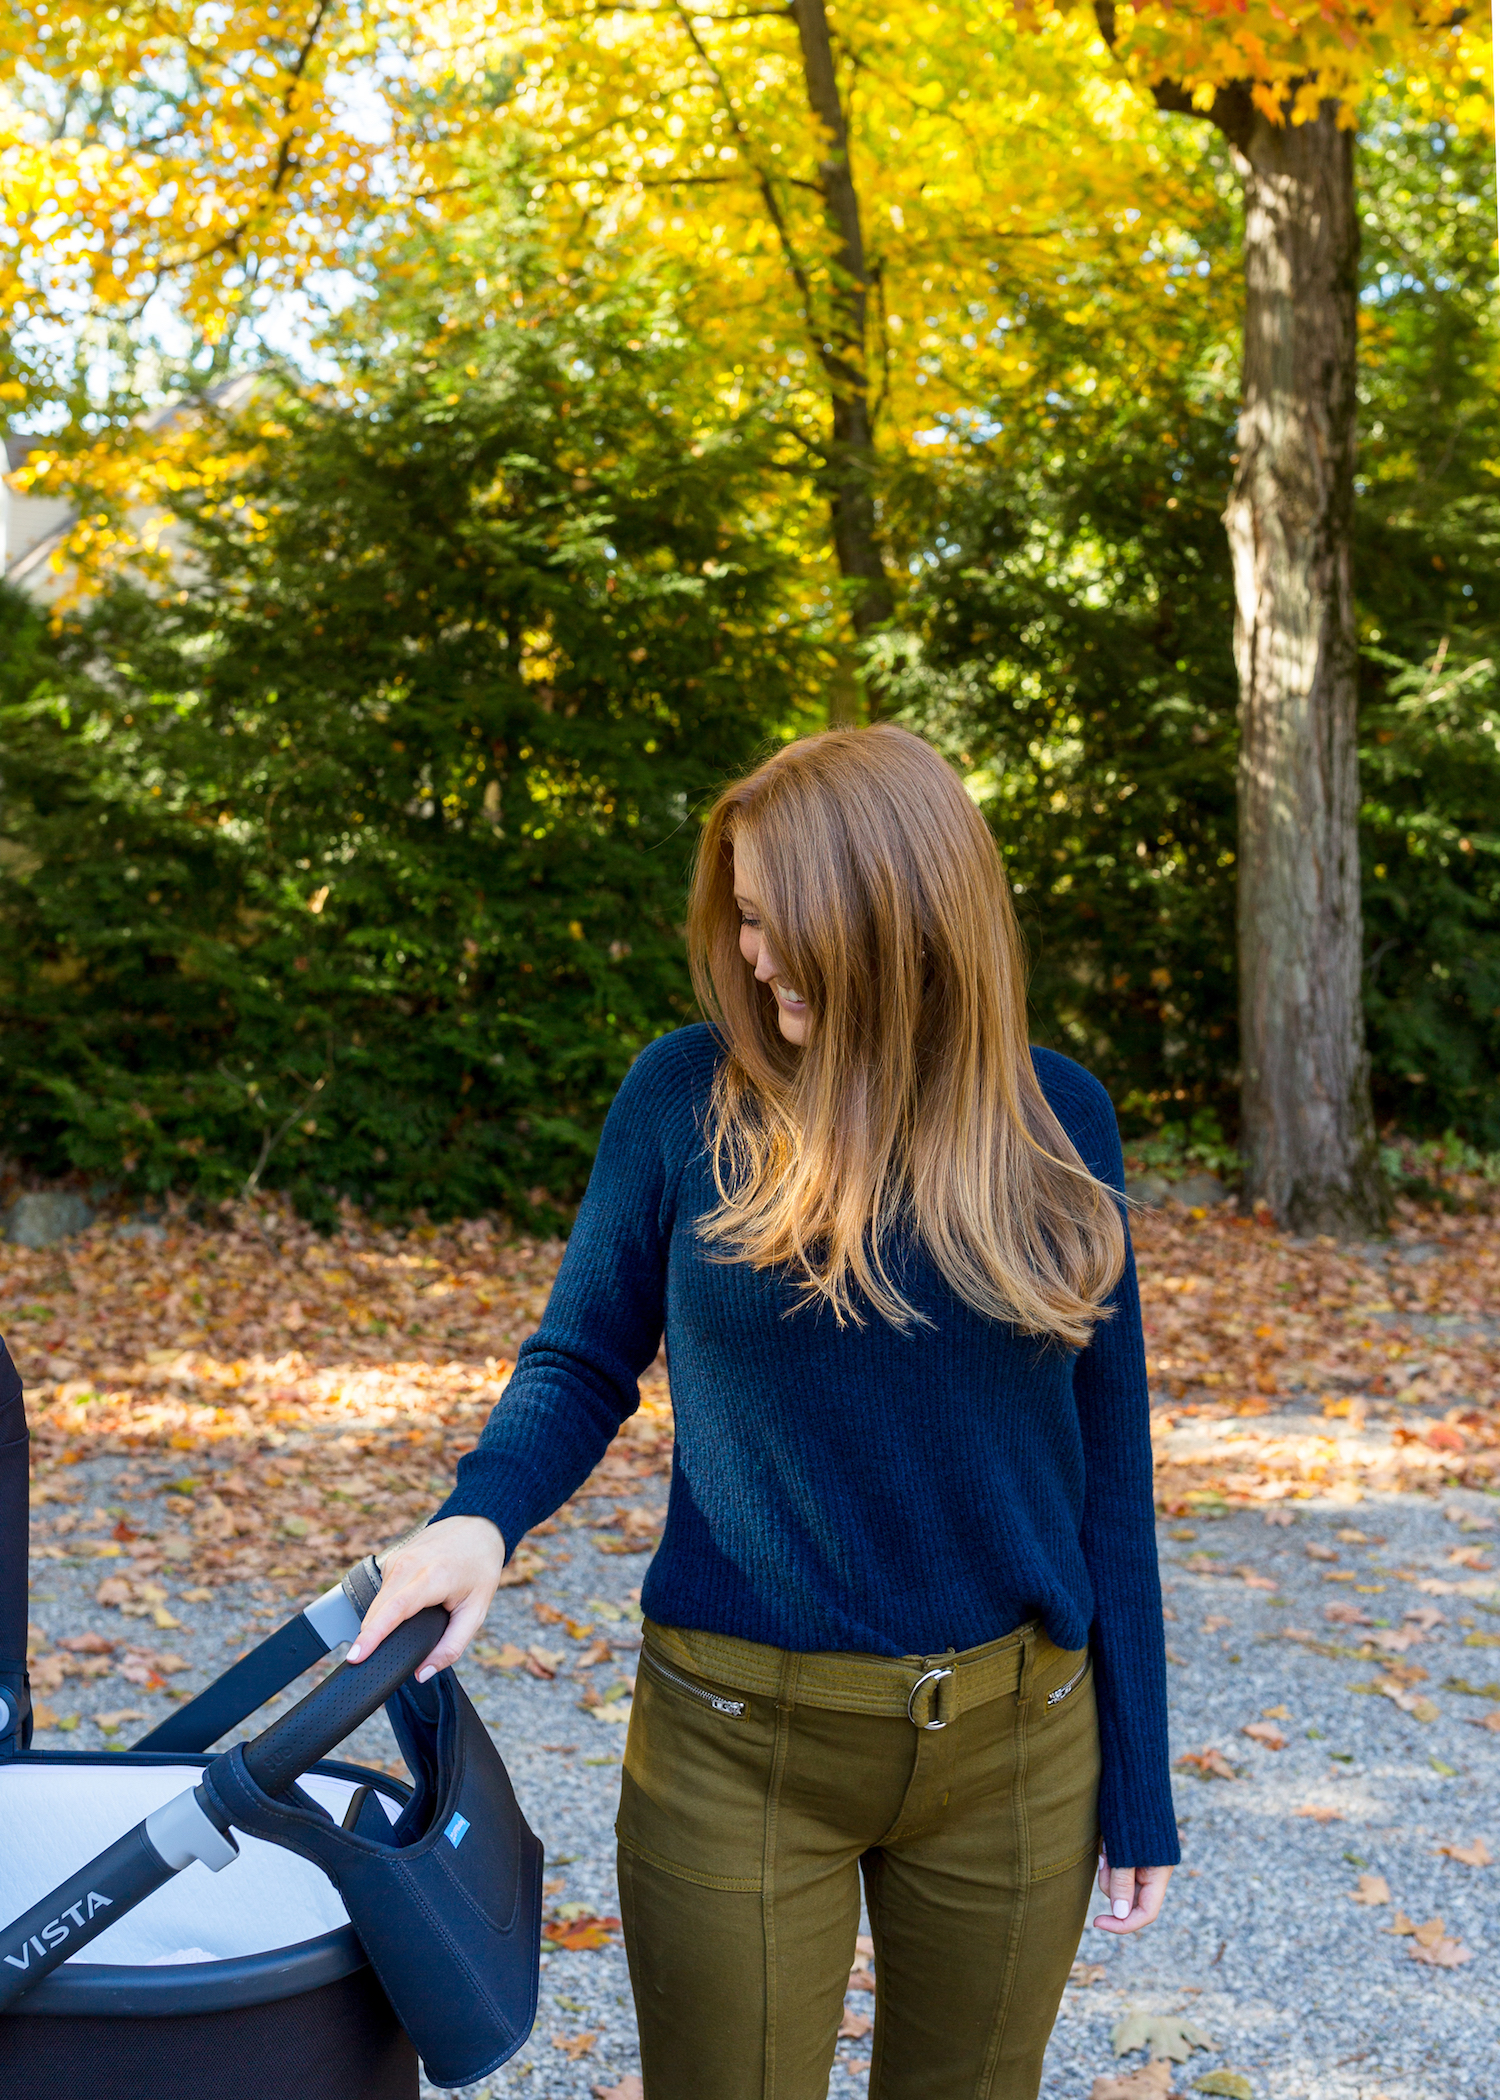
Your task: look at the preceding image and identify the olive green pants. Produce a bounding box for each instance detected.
[616,1618,1099,2100]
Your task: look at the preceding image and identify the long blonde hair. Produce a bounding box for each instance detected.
[686,724,1125,1345]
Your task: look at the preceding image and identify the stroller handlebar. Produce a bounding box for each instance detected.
[241,1602,449,1798]
[0,1821,180,2010]
[0,1603,450,2014]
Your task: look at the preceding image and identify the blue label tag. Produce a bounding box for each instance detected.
[444,1813,471,1849]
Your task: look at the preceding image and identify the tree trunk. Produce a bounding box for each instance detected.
[789,0,893,658]
[1226,104,1386,1235]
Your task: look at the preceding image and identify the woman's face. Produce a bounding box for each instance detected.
[733,842,808,1045]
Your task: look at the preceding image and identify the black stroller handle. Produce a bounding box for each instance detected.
[242,1604,448,1797]
[0,1603,449,2012]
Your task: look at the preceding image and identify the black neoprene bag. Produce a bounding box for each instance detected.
[202,1646,543,2089]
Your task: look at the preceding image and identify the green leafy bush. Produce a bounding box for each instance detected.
[0,303,808,1220]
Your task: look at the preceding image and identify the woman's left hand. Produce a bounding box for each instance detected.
[1092,1852,1173,1934]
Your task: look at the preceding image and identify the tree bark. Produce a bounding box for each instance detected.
[1224,104,1386,1234]
[788,0,894,654]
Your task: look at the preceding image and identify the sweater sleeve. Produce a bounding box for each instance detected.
[1064,1079,1181,1870]
[432,1033,690,1559]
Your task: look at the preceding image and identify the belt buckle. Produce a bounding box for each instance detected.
[906,1665,954,1731]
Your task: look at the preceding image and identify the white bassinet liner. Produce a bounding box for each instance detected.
[1,1763,399,1968]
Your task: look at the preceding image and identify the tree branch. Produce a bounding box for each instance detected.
[1091,2,1255,150]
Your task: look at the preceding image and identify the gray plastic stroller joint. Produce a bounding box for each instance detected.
[303,1583,365,1652]
[143,1788,241,1875]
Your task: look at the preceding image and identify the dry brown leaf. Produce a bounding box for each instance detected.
[1409,1934,1475,1968]
[1242,1721,1287,1750]
[591,2079,644,2100]
[837,2009,873,2039]
[1324,1602,1372,1626]
[1295,1805,1343,1823]
[552,2033,599,2061]
[1070,1961,1108,1985]
[1436,1838,1492,1867]
[58,1631,114,1654]
[1305,1543,1339,1562]
[1201,1615,1231,1633]
[1349,1873,1391,1905]
[1467,1710,1500,1733]
[847,1964,876,1993]
[93,1707,148,1731]
[1088,2065,1178,2100]
[1176,1746,1239,1781]
[1386,1911,1420,1936]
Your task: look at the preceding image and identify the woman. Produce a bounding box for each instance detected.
[350,725,1178,2099]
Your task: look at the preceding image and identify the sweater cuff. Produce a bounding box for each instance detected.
[1097,1766,1182,1870]
[431,1449,552,1565]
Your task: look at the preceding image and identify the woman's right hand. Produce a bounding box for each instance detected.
[345,1514,508,1683]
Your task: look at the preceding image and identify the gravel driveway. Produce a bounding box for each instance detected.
[21,1453,1500,2100]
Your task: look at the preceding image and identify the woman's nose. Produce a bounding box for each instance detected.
[754,941,780,984]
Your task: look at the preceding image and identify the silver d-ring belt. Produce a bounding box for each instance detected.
[906,1665,955,1731]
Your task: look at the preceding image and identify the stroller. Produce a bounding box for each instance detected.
[0,1339,544,2099]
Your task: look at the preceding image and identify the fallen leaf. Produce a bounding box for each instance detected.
[1070,1961,1108,1985]
[1295,1806,1344,1823]
[1260,1704,1291,1719]
[474,1642,528,1671]
[847,1964,876,1993]
[1089,2066,1178,2100]
[58,1631,114,1654]
[575,1639,613,1668]
[93,1708,148,1731]
[1201,1616,1231,1633]
[1176,1746,1239,1781]
[591,2080,644,2100]
[95,1576,132,1607]
[1111,2011,1214,2062]
[1404,1607,1445,1632]
[1241,1721,1287,1750]
[1324,1602,1371,1626]
[525,1645,563,1679]
[1305,1544,1339,1562]
[1386,1911,1420,1935]
[1467,1710,1500,1732]
[552,2033,598,2060]
[1373,1677,1440,1723]
[1192,2076,1254,2099]
[1436,1838,1492,1867]
[542,1914,621,1951]
[837,2009,873,2039]
[30,1702,60,1729]
[1409,1934,1475,1967]
[1447,1548,1494,1570]
[1349,1873,1391,1905]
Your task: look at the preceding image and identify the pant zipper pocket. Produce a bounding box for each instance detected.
[1046,1657,1089,1707]
[642,1648,747,1717]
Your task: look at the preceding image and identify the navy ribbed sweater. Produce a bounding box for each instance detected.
[436,1024,1179,1867]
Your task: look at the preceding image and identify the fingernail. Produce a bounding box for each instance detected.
[346,1645,363,1663]
[1112,1898,1131,1920]
[416,1666,434,1683]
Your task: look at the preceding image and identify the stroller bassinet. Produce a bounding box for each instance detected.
[0,1338,543,2099]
